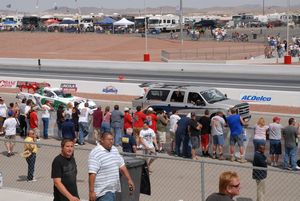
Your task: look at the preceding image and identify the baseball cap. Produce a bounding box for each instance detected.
[124,107,130,111]
[273,116,281,122]
[8,110,14,117]
[148,107,154,111]
[191,112,196,117]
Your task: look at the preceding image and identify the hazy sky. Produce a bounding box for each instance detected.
[1,0,297,12]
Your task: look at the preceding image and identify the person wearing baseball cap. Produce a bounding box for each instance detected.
[0,97,8,135]
[30,106,40,141]
[3,110,18,157]
[123,107,132,134]
[268,116,283,167]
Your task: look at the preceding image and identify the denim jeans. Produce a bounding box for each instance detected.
[42,118,49,139]
[19,115,27,137]
[175,133,185,156]
[101,122,111,133]
[112,127,122,146]
[26,153,36,181]
[96,191,116,201]
[253,139,266,152]
[57,122,62,139]
[79,122,89,144]
[182,135,191,158]
[283,146,297,169]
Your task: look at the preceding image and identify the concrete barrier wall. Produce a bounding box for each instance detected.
[1,75,300,107]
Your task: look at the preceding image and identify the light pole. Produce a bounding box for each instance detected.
[262,0,265,15]
[144,0,148,54]
[179,0,183,45]
[286,0,290,56]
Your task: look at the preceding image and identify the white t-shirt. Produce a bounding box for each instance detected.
[0,103,7,117]
[210,115,225,136]
[139,128,156,149]
[41,104,51,118]
[79,107,93,123]
[169,114,181,133]
[254,125,269,140]
[25,105,31,116]
[268,123,283,140]
[3,118,17,136]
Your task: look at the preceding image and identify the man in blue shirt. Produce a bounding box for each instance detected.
[226,108,248,163]
[122,128,137,153]
[175,114,191,158]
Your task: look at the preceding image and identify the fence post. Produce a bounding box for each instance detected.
[201,161,205,201]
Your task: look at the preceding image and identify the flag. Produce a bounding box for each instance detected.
[6,4,11,8]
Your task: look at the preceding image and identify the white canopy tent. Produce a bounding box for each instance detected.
[113,18,135,26]
[113,18,135,33]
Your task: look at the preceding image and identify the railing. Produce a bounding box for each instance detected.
[0,138,299,201]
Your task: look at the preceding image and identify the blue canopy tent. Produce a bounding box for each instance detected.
[59,20,77,25]
[94,17,116,25]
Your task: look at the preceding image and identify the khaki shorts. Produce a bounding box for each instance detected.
[5,135,16,143]
[133,127,142,138]
[157,131,166,143]
[32,128,40,138]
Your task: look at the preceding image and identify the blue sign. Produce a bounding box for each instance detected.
[241,95,272,102]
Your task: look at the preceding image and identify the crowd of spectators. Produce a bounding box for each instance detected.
[265,34,300,58]
[1,95,300,172]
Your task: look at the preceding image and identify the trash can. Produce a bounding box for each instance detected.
[116,157,146,201]
[252,33,257,39]
[144,53,150,62]
[284,55,292,64]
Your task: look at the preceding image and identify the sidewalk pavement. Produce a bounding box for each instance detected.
[0,188,53,201]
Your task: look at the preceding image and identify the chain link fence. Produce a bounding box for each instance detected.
[0,137,300,201]
[161,45,264,62]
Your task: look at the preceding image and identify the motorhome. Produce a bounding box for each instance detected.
[148,14,180,32]
[2,15,23,30]
[77,15,94,32]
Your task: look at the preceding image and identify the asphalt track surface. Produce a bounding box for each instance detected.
[0,63,300,92]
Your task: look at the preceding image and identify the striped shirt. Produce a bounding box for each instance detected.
[88,145,125,198]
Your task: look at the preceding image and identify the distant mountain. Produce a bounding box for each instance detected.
[1,4,300,16]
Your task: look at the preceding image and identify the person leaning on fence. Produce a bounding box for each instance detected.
[29,106,40,141]
[22,129,38,182]
[88,132,135,201]
[282,118,300,171]
[3,110,18,157]
[139,121,158,172]
[51,139,80,201]
[252,144,267,201]
[268,116,283,167]
[206,171,241,201]
[122,127,137,153]
[227,108,248,163]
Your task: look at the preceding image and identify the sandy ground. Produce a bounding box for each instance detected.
[0,32,299,113]
[0,32,266,62]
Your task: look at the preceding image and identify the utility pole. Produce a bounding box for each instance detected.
[179,0,183,45]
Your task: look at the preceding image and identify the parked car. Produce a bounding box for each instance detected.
[132,83,251,120]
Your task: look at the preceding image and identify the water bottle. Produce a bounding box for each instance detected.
[0,172,3,188]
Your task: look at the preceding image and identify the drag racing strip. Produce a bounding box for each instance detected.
[1,70,300,92]
[1,75,300,107]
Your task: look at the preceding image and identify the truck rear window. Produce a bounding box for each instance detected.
[146,90,170,101]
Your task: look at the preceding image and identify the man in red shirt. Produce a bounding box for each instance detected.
[123,107,132,133]
[29,106,40,140]
[92,106,103,144]
[133,106,146,148]
[146,107,158,133]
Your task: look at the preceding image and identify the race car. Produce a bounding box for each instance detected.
[16,86,96,111]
